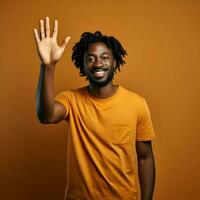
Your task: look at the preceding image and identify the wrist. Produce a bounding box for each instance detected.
[41,63,56,72]
[40,63,56,77]
[41,63,56,68]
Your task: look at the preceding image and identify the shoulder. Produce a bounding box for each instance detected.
[119,85,145,105]
[55,86,87,100]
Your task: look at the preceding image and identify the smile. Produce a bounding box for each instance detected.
[91,68,108,73]
[92,68,108,78]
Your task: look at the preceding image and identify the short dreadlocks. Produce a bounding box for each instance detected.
[72,31,127,76]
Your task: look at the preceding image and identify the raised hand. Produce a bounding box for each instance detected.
[34,17,70,66]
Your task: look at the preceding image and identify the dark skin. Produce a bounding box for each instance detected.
[83,42,118,99]
[136,141,155,200]
[34,17,155,199]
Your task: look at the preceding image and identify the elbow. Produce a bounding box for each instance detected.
[37,116,50,124]
[37,112,59,124]
[39,119,60,124]
[138,152,153,161]
[137,156,147,165]
[38,119,50,124]
[37,111,51,124]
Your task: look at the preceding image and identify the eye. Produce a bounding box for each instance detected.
[86,56,95,63]
[102,56,110,60]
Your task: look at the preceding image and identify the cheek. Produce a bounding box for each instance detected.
[83,61,89,70]
[83,65,92,73]
[103,59,113,66]
[108,58,115,66]
[110,61,115,68]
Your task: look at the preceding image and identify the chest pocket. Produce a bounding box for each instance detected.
[112,124,133,144]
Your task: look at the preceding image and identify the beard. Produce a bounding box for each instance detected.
[86,67,115,88]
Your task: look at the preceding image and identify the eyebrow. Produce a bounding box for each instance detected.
[85,52,112,57]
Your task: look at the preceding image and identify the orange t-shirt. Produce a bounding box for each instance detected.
[55,85,155,200]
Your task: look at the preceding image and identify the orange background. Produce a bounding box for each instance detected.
[1,0,200,199]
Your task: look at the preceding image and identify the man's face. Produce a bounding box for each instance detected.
[83,42,115,87]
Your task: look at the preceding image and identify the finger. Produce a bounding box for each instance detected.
[33,28,40,44]
[40,19,45,39]
[45,16,50,37]
[61,36,70,49]
[53,20,58,39]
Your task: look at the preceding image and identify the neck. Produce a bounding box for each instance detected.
[88,82,118,99]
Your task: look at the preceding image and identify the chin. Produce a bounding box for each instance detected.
[90,80,111,87]
[88,76,113,87]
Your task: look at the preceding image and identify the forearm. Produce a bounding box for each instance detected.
[138,155,155,200]
[36,63,55,123]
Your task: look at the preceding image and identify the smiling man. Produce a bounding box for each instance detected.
[84,42,114,86]
[34,17,156,200]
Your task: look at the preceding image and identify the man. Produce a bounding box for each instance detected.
[34,16,156,200]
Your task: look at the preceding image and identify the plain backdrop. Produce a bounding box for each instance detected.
[1,0,200,199]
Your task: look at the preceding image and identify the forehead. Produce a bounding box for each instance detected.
[85,42,112,56]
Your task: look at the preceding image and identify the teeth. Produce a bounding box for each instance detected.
[93,69,106,72]
[94,70,105,77]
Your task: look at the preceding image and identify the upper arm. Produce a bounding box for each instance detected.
[47,101,67,124]
[50,91,70,123]
[136,141,153,159]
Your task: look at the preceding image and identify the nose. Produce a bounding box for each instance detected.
[94,57,103,67]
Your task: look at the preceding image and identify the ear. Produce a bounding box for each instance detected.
[113,60,117,68]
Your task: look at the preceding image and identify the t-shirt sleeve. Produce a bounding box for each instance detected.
[54,91,70,120]
[136,98,155,141]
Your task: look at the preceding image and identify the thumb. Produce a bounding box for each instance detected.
[61,36,70,49]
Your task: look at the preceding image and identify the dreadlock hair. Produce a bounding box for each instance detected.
[72,31,127,76]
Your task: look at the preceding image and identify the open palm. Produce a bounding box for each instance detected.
[34,17,70,66]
